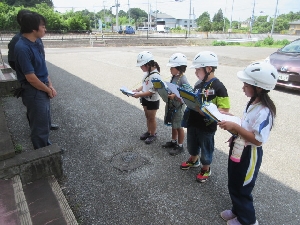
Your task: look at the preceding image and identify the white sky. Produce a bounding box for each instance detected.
[51,0,300,21]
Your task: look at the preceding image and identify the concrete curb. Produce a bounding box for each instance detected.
[0,98,15,160]
[12,175,32,225]
[0,143,63,184]
[48,175,78,224]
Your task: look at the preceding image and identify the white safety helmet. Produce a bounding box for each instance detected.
[167,53,188,67]
[237,62,279,90]
[136,51,154,67]
[190,51,218,68]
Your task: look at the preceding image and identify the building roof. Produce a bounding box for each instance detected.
[151,13,175,19]
[289,20,300,25]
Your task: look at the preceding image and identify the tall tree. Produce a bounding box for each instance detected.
[118,10,127,18]
[129,8,147,22]
[212,8,224,31]
[196,12,212,32]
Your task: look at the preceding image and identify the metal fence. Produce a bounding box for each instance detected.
[0,30,298,43]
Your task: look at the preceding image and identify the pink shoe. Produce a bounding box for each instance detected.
[227,217,259,225]
[220,210,236,221]
[227,217,242,225]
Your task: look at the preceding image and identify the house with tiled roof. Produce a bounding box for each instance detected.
[289,20,300,35]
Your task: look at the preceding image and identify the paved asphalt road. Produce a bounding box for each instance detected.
[1,46,300,225]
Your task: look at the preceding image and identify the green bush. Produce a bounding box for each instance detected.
[254,41,263,47]
[212,40,226,46]
[263,37,274,45]
[274,39,290,46]
[227,42,240,45]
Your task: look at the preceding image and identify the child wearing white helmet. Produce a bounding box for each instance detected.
[133,51,161,144]
[218,62,278,225]
[162,53,190,155]
[180,51,230,183]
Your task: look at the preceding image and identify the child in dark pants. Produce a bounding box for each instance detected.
[218,62,278,225]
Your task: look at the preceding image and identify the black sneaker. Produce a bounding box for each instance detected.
[169,145,184,156]
[140,132,150,140]
[50,124,59,130]
[162,141,177,148]
[145,134,157,144]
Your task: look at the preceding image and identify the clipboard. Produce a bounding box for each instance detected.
[151,79,169,103]
[201,102,241,125]
[178,87,202,111]
[120,86,135,97]
[201,102,241,136]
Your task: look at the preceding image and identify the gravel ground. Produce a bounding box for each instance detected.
[1,46,300,225]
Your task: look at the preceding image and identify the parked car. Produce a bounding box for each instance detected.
[137,27,154,33]
[265,38,300,90]
[118,26,135,34]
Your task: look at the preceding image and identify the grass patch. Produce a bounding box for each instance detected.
[212,37,290,48]
[15,144,23,154]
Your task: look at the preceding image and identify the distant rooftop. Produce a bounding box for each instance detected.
[151,13,175,19]
[289,20,300,25]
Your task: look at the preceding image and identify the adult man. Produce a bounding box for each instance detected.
[8,9,32,70]
[8,9,59,130]
[14,12,57,149]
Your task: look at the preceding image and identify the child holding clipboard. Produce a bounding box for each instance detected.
[218,62,278,225]
[180,51,230,183]
[161,53,190,156]
[132,51,161,144]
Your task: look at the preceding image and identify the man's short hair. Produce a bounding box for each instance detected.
[17,9,32,26]
[20,12,46,34]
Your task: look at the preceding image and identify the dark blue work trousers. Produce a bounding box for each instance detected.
[21,83,51,149]
[228,142,263,225]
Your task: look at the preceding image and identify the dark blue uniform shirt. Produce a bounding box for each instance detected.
[14,36,48,84]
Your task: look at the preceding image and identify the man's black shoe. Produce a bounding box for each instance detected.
[50,124,59,130]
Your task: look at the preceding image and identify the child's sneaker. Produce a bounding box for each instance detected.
[180,157,200,170]
[220,210,236,221]
[162,141,177,148]
[140,132,150,140]
[196,168,211,183]
[145,134,157,144]
[227,217,259,225]
[169,145,184,156]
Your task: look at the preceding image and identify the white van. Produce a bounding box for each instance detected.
[137,27,153,32]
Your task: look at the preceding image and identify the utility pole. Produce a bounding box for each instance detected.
[116,0,119,30]
[223,0,228,32]
[128,0,131,25]
[229,0,235,37]
[156,0,157,27]
[148,0,150,30]
[101,1,106,32]
[271,0,279,37]
[250,0,256,33]
[188,0,191,36]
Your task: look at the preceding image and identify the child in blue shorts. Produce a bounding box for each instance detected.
[180,51,230,183]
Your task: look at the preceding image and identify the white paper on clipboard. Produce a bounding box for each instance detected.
[165,82,183,101]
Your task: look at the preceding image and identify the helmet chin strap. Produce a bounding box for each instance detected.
[202,68,211,83]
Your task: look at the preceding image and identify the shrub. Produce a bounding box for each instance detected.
[274,39,290,46]
[212,40,226,46]
[263,37,274,45]
[254,41,263,47]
